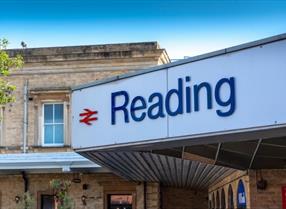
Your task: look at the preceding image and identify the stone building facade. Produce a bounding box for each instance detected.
[209,169,286,209]
[0,42,174,209]
[1,38,285,209]
[3,42,169,151]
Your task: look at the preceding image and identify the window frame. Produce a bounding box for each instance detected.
[42,102,65,147]
[104,192,136,209]
[108,194,133,209]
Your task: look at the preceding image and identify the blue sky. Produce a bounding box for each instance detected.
[1,0,286,58]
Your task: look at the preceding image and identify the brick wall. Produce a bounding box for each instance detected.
[0,42,169,209]
[208,169,286,209]
[1,42,169,152]
[0,173,161,209]
[147,183,160,209]
[208,170,250,209]
[248,169,286,209]
[161,186,208,209]
[0,175,23,209]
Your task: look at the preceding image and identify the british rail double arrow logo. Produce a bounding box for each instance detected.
[79,108,98,125]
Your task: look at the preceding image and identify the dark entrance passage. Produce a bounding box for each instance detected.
[108,194,133,209]
[228,185,234,209]
[221,189,226,209]
[41,195,55,209]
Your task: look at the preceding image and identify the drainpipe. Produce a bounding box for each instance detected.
[144,182,147,209]
[159,184,162,209]
[23,80,28,153]
[22,171,28,192]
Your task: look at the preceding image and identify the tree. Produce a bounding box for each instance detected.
[50,179,74,209]
[16,192,36,209]
[0,38,23,104]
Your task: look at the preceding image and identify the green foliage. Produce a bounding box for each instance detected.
[50,179,74,209]
[16,192,36,209]
[0,38,23,105]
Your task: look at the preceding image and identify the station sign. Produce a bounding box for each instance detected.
[72,39,286,149]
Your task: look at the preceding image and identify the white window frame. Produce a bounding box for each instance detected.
[42,102,65,147]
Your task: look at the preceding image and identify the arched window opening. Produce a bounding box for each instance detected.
[212,193,215,209]
[221,188,226,209]
[216,191,220,209]
[208,198,212,209]
[228,185,234,209]
[237,180,247,209]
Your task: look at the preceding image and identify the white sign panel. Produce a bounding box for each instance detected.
[72,39,286,149]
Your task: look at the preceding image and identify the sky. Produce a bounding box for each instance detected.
[0,0,286,59]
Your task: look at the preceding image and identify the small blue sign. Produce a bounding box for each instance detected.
[237,180,246,208]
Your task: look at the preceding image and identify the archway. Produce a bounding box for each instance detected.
[228,185,234,209]
[221,188,226,209]
[212,193,215,209]
[237,180,247,209]
[216,191,220,209]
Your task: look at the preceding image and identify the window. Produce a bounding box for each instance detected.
[43,103,64,146]
[108,194,133,209]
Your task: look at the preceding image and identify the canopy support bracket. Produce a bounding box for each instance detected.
[249,139,262,169]
[214,143,222,165]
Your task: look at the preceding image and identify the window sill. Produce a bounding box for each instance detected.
[42,144,65,147]
[32,145,70,148]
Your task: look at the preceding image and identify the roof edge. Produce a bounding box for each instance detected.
[6,41,160,51]
[72,33,286,91]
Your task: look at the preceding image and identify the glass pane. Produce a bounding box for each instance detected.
[54,104,63,123]
[110,195,133,205]
[44,104,53,123]
[44,125,53,144]
[55,124,64,144]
